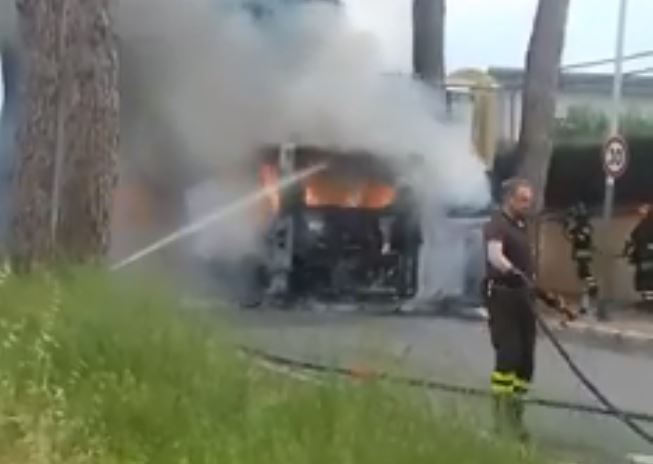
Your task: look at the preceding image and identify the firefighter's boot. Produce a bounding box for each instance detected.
[587,280,599,315]
[513,378,531,443]
[579,291,590,315]
[491,394,504,435]
[493,394,529,443]
[492,394,515,437]
[512,398,530,444]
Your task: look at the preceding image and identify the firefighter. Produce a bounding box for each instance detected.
[391,183,421,297]
[482,178,539,441]
[624,204,653,302]
[563,202,598,313]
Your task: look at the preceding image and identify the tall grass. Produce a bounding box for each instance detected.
[0,269,544,463]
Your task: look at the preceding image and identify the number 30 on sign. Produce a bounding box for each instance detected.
[602,135,629,179]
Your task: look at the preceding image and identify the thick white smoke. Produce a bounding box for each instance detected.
[114,0,490,200]
[115,0,490,268]
[2,0,491,298]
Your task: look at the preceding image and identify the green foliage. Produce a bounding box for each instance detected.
[555,106,609,143]
[0,269,544,463]
[621,111,653,137]
[555,105,653,143]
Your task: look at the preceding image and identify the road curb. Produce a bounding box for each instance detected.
[628,454,653,464]
[399,306,653,352]
[547,319,653,353]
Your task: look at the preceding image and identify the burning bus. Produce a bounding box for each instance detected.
[250,143,423,306]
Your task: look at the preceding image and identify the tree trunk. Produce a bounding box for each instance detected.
[55,0,118,264]
[10,0,118,270]
[516,0,570,211]
[10,0,64,270]
[412,0,445,86]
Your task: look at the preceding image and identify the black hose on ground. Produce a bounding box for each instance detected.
[239,344,653,428]
[518,267,653,446]
[533,310,653,445]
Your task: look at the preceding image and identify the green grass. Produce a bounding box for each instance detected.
[0,269,545,463]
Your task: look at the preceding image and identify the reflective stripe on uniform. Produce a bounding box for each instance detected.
[585,277,598,288]
[491,384,514,394]
[491,371,515,394]
[513,377,531,395]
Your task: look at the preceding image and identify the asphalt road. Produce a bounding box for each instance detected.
[227,308,653,463]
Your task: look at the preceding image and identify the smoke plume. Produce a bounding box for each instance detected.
[116,0,488,187]
[114,0,490,249]
[2,0,491,299]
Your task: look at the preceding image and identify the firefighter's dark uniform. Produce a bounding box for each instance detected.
[391,185,421,297]
[564,206,598,303]
[483,210,535,437]
[626,213,653,299]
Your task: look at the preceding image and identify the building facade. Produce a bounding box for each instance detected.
[489,67,653,143]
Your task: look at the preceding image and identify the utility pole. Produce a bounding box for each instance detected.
[597,0,628,320]
[611,0,628,138]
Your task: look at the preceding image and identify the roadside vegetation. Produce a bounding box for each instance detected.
[0,269,544,463]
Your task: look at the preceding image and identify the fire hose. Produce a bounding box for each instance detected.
[239,282,653,447]
[515,271,653,445]
[240,345,653,424]
[534,309,653,445]
[101,178,653,445]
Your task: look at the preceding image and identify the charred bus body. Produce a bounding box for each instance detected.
[252,144,422,306]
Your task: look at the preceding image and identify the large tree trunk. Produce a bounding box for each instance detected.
[55,0,118,263]
[10,0,64,270]
[10,0,118,270]
[516,0,570,211]
[412,0,445,86]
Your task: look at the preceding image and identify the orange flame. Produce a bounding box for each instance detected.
[303,172,395,209]
[259,163,280,213]
[258,162,395,211]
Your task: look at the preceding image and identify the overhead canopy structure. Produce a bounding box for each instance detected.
[446,68,500,168]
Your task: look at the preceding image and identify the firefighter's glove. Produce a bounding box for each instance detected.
[536,289,557,307]
[540,291,577,322]
[547,292,578,322]
[558,298,578,322]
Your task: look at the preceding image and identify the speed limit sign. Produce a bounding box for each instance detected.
[602,135,629,179]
